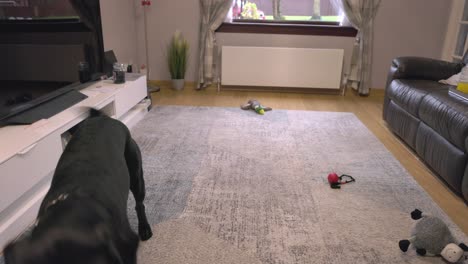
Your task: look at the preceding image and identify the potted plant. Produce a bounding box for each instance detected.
[167,31,189,90]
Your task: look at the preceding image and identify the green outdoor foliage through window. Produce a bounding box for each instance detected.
[0,0,79,20]
[232,0,340,23]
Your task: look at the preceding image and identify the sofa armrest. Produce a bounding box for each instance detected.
[387,57,463,84]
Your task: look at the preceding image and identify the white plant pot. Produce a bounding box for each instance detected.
[171,79,185,90]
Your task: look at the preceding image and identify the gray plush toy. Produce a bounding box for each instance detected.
[241,99,272,115]
[399,209,467,263]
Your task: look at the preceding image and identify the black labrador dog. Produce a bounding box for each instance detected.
[4,109,153,264]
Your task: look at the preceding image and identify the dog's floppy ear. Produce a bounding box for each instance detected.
[4,226,124,264]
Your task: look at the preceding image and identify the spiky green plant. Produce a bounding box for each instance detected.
[167,31,189,79]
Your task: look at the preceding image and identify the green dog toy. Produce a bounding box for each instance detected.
[241,99,272,115]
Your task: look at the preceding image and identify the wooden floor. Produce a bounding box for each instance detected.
[150,84,468,234]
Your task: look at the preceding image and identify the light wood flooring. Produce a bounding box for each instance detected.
[150,84,468,234]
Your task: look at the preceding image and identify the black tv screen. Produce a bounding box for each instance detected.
[0,42,91,125]
[0,0,104,126]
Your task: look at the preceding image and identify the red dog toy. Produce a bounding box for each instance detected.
[327,173,355,189]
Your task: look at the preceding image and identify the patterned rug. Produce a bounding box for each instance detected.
[1,106,466,264]
[128,106,466,264]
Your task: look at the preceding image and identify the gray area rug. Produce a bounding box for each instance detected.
[1,106,466,264]
[128,106,467,264]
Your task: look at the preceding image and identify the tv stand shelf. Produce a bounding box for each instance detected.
[0,74,149,249]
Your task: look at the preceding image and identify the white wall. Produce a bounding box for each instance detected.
[136,0,353,83]
[133,1,200,81]
[136,0,452,89]
[372,0,452,88]
[100,0,139,67]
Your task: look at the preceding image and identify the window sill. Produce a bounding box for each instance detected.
[216,22,357,37]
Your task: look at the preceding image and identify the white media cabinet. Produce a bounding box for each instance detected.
[0,74,149,249]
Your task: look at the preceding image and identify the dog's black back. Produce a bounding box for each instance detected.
[4,110,152,264]
[48,114,132,217]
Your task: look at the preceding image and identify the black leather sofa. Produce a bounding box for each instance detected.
[383,55,468,202]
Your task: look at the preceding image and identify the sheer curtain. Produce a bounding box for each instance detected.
[331,0,382,95]
[196,0,233,90]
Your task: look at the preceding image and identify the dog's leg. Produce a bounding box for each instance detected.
[125,137,153,241]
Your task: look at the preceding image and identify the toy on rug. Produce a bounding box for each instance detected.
[241,99,272,115]
[399,209,468,263]
[327,172,355,189]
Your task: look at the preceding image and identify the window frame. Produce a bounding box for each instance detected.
[220,0,357,37]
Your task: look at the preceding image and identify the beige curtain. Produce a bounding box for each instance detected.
[197,0,232,90]
[332,0,382,95]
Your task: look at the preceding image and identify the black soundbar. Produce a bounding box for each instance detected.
[0,81,98,127]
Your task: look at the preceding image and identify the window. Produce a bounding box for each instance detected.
[232,0,340,24]
[218,0,356,37]
[0,0,79,21]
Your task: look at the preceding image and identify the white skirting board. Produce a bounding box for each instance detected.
[221,46,344,89]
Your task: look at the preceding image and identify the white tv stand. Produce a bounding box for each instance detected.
[0,74,149,249]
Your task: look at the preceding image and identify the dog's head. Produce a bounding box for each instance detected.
[3,199,139,264]
[4,225,124,264]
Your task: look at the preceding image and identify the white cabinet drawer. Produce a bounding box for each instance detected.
[0,133,61,213]
[115,76,147,118]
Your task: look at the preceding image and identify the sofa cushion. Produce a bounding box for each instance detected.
[388,79,450,117]
[416,123,467,195]
[385,101,421,149]
[463,168,468,201]
[418,90,468,151]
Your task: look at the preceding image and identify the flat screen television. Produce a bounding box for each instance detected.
[0,0,104,126]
